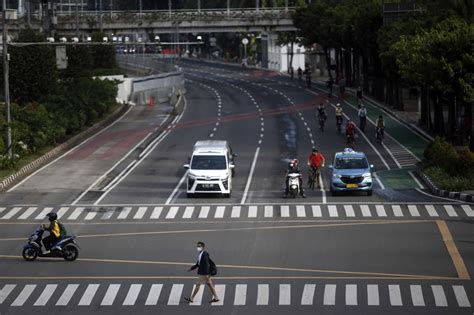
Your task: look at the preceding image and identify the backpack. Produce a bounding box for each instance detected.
[58,222,68,238]
[209,258,218,276]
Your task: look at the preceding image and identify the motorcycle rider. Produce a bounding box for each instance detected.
[307,148,325,189]
[42,212,63,254]
[345,119,356,146]
[284,159,306,198]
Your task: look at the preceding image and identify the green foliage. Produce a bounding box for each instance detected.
[424,166,473,191]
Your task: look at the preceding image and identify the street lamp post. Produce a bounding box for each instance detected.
[2,0,12,157]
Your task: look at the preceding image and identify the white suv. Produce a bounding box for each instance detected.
[184,140,236,198]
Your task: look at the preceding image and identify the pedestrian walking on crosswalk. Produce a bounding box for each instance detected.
[185,241,220,303]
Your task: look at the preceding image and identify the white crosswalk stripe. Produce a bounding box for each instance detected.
[56,284,79,306]
[198,206,210,218]
[300,284,315,305]
[117,207,132,219]
[167,284,183,305]
[234,284,247,305]
[11,284,36,306]
[431,285,447,307]
[18,207,37,220]
[0,283,470,308]
[324,284,336,305]
[0,284,16,304]
[257,284,269,305]
[145,284,163,306]
[122,284,141,306]
[133,207,147,219]
[182,206,194,219]
[78,284,100,306]
[1,204,472,221]
[34,284,57,306]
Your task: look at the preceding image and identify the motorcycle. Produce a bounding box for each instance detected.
[22,226,80,262]
[287,173,302,198]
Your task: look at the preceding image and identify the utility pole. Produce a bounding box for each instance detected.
[75,0,79,37]
[139,0,142,17]
[168,0,171,18]
[197,0,201,12]
[227,0,230,16]
[2,0,12,157]
[99,0,103,33]
[256,0,259,12]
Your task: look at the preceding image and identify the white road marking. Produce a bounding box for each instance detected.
[199,206,210,218]
[0,284,16,304]
[392,205,403,217]
[165,207,179,219]
[150,207,163,219]
[443,205,458,217]
[256,284,269,305]
[2,207,22,220]
[264,205,273,218]
[367,284,379,306]
[167,284,183,306]
[360,205,372,217]
[372,172,385,190]
[408,205,420,217]
[101,210,114,220]
[231,206,241,218]
[312,205,322,217]
[166,171,188,205]
[212,285,225,306]
[133,207,147,219]
[328,205,338,217]
[182,206,194,219]
[84,210,97,220]
[117,207,132,219]
[296,205,306,217]
[410,285,425,306]
[375,205,387,217]
[279,284,291,305]
[241,147,260,204]
[56,207,69,219]
[389,285,403,306]
[408,171,425,189]
[425,205,438,217]
[280,205,290,218]
[344,205,355,217]
[11,284,36,306]
[323,284,336,305]
[234,284,247,305]
[453,285,471,307]
[431,285,447,307]
[145,284,163,305]
[215,206,225,218]
[34,284,58,306]
[301,284,316,305]
[189,285,204,306]
[461,205,474,217]
[68,207,84,220]
[122,284,142,305]
[78,284,100,306]
[101,284,121,306]
[248,206,258,218]
[346,284,357,305]
[55,284,79,306]
[18,207,37,220]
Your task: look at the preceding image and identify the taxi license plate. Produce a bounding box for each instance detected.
[203,184,214,188]
[346,184,358,188]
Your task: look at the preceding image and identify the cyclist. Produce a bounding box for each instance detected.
[358,104,367,133]
[305,67,312,88]
[307,148,325,189]
[326,78,333,97]
[356,86,363,108]
[297,67,303,81]
[375,115,385,142]
[317,103,327,131]
[335,103,344,132]
[345,119,356,147]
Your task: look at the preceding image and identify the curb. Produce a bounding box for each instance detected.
[415,169,474,202]
[0,104,130,191]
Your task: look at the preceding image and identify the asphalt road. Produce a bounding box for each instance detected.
[0,57,472,315]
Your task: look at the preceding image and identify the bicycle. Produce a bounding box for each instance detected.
[346,133,355,148]
[336,116,343,133]
[307,166,320,190]
[319,115,326,132]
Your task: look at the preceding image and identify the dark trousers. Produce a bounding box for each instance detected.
[359,116,367,133]
[43,235,59,250]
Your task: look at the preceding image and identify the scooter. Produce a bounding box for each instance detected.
[287,173,302,198]
[22,226,80,262]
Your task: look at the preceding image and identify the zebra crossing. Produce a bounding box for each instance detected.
[0,204,473,222]
[0,282,471,308]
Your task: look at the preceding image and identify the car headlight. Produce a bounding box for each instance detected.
[362,172,371,178]
[332,174,341,179]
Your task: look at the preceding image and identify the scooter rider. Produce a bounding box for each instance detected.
[335,103,344,127]
[317,102,327,120]
[42,213,63,254]
[284,159,306,198]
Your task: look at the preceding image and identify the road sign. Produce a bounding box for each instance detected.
[242,38,249,45]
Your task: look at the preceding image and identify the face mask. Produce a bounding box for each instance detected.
[197,247,203,252]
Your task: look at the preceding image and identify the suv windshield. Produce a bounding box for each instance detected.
[191,155,227,170]
[335,157,368,169]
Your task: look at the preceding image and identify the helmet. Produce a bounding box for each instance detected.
[312,147,317,153]
[46,212,57,221]
[336,103,341,107]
